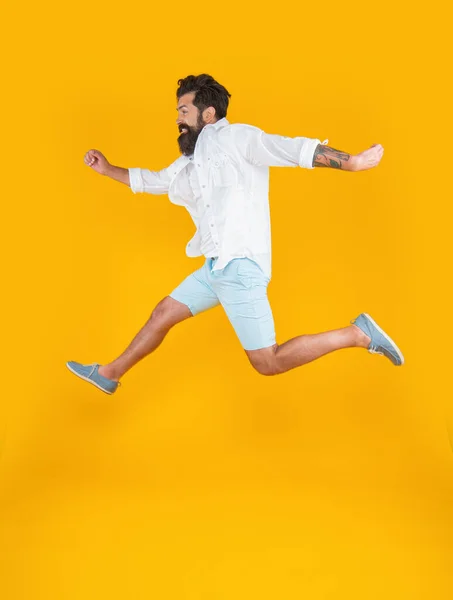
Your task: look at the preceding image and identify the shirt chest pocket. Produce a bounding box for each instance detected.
[209,152,237,187]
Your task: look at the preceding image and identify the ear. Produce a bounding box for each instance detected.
[203,106,216,122]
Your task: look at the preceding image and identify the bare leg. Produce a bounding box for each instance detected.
[98,296,192,381]
[245,324,371,376]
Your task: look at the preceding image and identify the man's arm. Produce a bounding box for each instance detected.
[312,143,384,171]
[84,149,171,193]
[105,164,130,185]
[104,164,171,194]
[232,125,384,172]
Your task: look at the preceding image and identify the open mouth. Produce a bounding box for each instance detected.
[179,126,188,134]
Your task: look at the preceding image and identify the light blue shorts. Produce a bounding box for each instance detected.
[169,257,276,351]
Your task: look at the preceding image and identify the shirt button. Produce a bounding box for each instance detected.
[202,185,206,188]
[206,204,210,207]
[210,224,214,227]
[197,164,201,167]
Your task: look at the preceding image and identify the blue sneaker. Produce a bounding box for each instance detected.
[66,361,121,394]
[350,313,405,366]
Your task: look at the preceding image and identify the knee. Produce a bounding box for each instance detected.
[149,297,174,330]
[248,350,281,376]
[253,363,280,376]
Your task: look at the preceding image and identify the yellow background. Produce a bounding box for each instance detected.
[1,1,452,598]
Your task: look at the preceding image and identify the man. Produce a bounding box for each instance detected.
[67,73,404,395]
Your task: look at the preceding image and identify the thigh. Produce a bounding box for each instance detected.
[214,258,276,351]
[169,260,220,316]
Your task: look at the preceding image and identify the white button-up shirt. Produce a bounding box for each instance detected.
[128,118,328,279]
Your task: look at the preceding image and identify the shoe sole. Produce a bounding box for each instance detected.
[66,362,116,394]
[363,313,405,366]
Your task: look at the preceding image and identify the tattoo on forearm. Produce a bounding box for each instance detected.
[312,145,351,169]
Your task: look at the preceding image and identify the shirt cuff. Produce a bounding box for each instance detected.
[299,138,329,169]
[128,168,143,193]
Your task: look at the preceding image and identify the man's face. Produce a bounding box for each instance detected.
[176,92,206,156]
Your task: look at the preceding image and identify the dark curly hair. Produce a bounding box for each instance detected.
[176,74,231,121]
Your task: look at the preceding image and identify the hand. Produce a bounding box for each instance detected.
[354,144,384,171]
[84,149,111,175]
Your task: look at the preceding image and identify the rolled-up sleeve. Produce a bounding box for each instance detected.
[238,125,328,169]
[128,167,171,194]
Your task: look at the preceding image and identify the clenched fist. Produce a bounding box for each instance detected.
[84,149,111,175]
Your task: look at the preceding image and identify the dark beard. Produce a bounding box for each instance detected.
[177,113,205,156]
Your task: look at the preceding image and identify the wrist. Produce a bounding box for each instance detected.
[350,155,361,172]
[103,163,114,177]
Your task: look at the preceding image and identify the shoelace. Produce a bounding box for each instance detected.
[368,344,384,356]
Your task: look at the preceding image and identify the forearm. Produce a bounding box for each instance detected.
[312,144,357,171]
[105,164,130,186]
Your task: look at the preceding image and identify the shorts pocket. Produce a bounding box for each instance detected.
[236,258,269,287]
